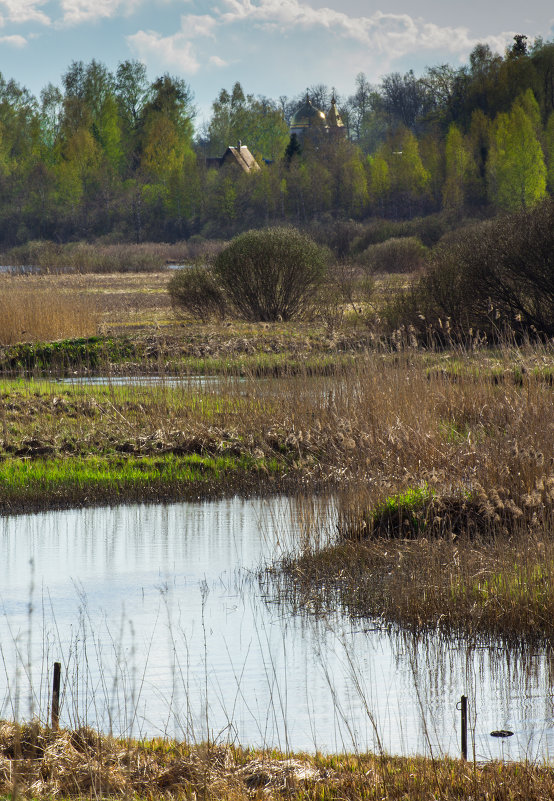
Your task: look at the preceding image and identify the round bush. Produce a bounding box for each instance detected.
[212,227,328,322]
[168,267,227,321]
[360,236,427,274]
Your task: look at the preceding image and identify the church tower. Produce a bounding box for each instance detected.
[327,94,346,138]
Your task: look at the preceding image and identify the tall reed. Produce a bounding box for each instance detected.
[0,284,98,345]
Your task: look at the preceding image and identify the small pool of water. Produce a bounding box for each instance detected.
[0,265,40,274]
[1,497,553,760]
[57,375,228,387]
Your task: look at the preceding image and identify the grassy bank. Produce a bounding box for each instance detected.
[274,523,554,644]
[0,452,283,514]
[4,721,554,800]
[0,343,551,510]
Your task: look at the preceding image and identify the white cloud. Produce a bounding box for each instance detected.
[127,12,218,73]
[127,29,200,72]
[216,0,510,59]
[125,0,513,79]
[180,13,217,38]
[60,0,139,25]
[0,0,50,25]
[0,32,27,45]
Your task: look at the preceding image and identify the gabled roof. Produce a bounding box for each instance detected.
[220,144,260,173]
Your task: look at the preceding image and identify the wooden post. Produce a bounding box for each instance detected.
[460,695,468,760]
[51,662,61,731]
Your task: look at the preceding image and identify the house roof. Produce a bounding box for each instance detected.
[221,144,260,173]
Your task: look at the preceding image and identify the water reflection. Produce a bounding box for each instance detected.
[0,498,553,760]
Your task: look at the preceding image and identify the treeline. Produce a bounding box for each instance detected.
[0,35,553,245]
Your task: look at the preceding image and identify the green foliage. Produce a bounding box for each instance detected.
[213,227,328,321]
[442,124,475,211]
[0,336,135,373]
[0,41,553,244]
[168,267,227,321]
[545,112,554,192]
[208,82,289,161]
[487,96,547,210]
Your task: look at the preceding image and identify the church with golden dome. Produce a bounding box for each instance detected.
[289,93,346,139]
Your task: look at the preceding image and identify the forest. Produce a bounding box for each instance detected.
[0,33,553,245]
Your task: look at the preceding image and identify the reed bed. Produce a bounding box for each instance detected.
[273,522,554,643]
[0,283,98,345]
[3,721,554,800]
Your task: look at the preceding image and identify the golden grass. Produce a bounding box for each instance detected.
[0,282,98,345]
[5,720,554,800]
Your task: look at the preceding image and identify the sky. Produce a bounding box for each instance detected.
[0,0,553,125]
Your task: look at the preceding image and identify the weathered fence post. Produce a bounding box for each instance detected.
[51,662,61,731]
[459,695,468,760]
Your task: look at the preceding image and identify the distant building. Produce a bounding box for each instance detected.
[289,93,346,140]
[206,141,261,173]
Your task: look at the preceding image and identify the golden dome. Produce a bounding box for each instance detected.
[290,94,327,128]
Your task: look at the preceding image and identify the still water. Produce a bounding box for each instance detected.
[1,497,554,760]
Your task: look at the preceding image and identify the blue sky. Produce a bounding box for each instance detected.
[1,0,553,125]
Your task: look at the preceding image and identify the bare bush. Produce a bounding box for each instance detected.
[393,199,554,340]
[168,267,227,321]
[213,227,328,322]
[360,236,427,274]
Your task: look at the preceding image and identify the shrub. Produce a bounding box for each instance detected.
[168,267,227,321]
[213,227,328,322]
[387,198,554,340]
[360,236,427,274]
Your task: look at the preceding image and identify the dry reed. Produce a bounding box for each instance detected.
[0,283,98,345]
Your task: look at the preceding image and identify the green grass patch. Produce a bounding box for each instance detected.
[0,452,282,513]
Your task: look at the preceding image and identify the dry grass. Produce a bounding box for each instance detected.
[4,720,554,800]
[0,271,175,336]
[0,282,98,345]
[0,348,552,496]
[0,268,417,341]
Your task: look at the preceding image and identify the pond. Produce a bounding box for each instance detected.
[1,497,554,760]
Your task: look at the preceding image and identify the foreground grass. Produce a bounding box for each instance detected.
[4,720,554,800]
